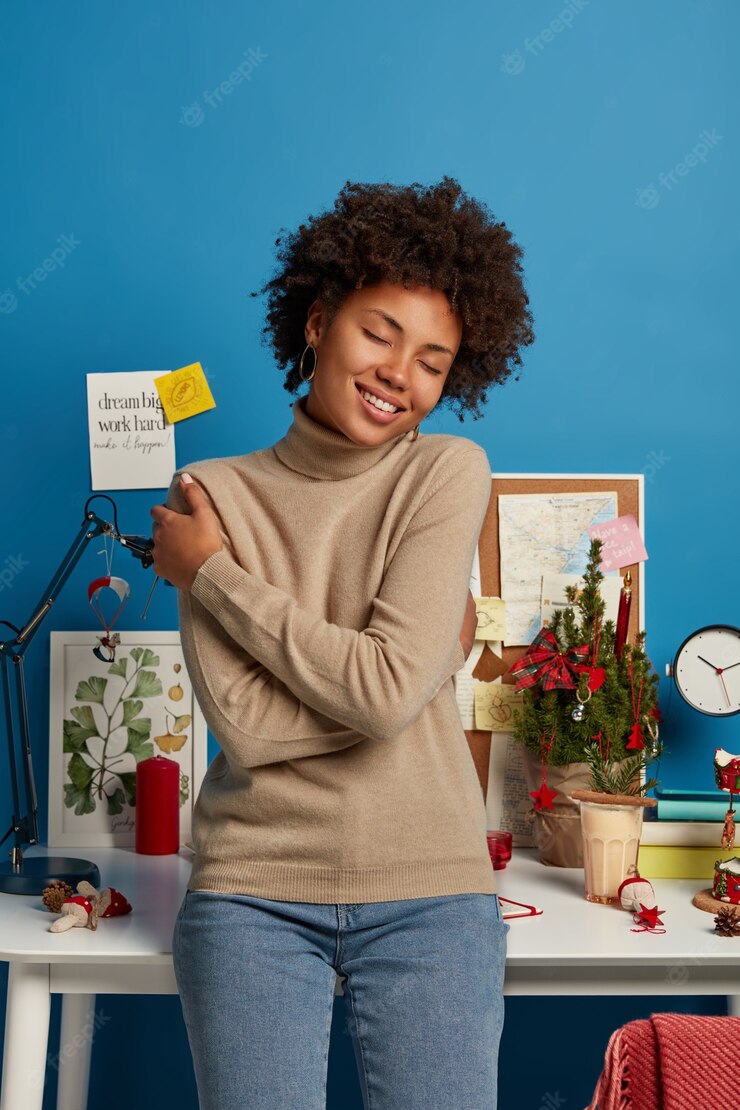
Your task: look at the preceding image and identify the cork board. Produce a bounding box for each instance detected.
[465,474,645,802]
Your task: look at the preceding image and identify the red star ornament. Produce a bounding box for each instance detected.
[626,721,646,750]
[588,667,606,692]
[530,780,559,811]
[636,903,665,929]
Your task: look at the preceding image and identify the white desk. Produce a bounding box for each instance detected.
[1,846,739,1110]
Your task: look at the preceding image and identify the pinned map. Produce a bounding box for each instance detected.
[499,492,618,646]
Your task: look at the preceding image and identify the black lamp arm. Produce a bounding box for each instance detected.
[0,497,157,862]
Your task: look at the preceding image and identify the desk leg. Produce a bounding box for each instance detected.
[728,995,740,1017]
[56,994,96,1110]
[0,963,51,1110]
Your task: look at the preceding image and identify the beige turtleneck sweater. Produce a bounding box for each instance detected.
[166,393,496,902]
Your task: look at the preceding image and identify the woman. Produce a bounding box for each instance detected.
[151,177,534,1110]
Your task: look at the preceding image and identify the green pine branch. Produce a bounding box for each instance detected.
[583,741,661,796]
[510,537,663,780]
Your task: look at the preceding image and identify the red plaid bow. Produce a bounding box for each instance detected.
[510,628,591,692]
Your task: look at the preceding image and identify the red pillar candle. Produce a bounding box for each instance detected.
[613,570,632,660]
[135,755,180,854]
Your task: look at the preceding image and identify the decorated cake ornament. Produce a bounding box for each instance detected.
[712,857,740,905]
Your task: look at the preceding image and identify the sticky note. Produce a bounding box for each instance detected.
[474,597,506,641]
[587,514,648,573]
[154,362,216,424]
[474,681,521,732]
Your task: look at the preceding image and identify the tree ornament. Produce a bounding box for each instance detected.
[88,575,130,662]
[633,903,665,931]
[714,905,740,937]
[721,808,736,852]
[644,716,660,758]
[530,780,559,811]
[626,659,646,750]
[571,685,592,722]
[530,727,559,811]
[584,666,606,693]
[618,874,666,933]
[714,750,740,851]
[510,627,591,692]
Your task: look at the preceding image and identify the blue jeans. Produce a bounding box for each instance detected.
[172,888,509,1109]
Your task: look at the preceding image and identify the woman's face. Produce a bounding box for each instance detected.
[303,280,463,442]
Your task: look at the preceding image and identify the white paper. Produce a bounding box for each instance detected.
[540,571,623,628]
[498,492,618,646]
[486,729,534,847]
[468,544,482,598]
[454,639,485,729]
[87,371,176,490]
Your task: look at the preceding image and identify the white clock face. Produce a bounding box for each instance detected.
[674,625,740,716]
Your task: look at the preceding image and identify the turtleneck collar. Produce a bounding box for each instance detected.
[272,394,412,480]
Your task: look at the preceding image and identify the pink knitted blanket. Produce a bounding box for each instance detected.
[586,1013,740,1109]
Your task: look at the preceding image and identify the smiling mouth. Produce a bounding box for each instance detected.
[354,383,405,413]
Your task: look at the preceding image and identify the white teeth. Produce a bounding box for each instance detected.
[361,389,399,413]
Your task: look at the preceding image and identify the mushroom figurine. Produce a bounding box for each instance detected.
[49,894,99,932]
[77,881,132,918]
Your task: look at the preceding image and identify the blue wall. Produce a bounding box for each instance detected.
[1,2,736,1106]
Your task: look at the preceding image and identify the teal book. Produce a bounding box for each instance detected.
[654,787,731,822]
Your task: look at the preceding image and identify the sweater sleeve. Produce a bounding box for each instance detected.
[185,446,491,743]
[163,469,467,762]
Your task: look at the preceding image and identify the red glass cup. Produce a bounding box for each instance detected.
[486,829,513,870]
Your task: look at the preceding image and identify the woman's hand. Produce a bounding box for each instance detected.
[459,590,478,661]
[149,473,223,591]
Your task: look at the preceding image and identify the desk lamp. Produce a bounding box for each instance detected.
[0,495,159,894]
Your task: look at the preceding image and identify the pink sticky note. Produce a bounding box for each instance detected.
[587,514,648,572]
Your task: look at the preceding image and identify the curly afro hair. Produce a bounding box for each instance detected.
[249,176,535,421]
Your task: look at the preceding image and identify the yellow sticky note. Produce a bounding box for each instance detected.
[474,681,521,732]
[154,362,216,424]
[474,597,506,641]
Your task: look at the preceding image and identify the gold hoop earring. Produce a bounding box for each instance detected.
[299,344,317,382]
[409,425,419,442]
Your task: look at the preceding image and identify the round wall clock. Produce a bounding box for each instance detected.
[669,625,740,717]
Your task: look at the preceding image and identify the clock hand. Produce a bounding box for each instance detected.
[698,655,722,671]
[721,660,740,672]
[719,672,732,708]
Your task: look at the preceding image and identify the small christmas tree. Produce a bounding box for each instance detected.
[511,537,661,770]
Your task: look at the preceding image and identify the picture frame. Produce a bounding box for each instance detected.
[48,630,207,848]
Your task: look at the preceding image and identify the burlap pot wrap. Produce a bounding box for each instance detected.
[520,749,593,868]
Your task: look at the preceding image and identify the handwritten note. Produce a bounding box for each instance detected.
[587,514,648,573]
[87,371,176,490]
[474,597,506,641]
[474,681,521,732]
[154,361,216,424]
[486,734,535,847]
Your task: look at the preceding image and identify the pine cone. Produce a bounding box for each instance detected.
[42,879,75,913]
[714,905,740,937]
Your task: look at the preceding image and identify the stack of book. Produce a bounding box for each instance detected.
[653,787,732,821]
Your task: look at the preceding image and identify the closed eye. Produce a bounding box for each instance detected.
[361,329,442,375]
